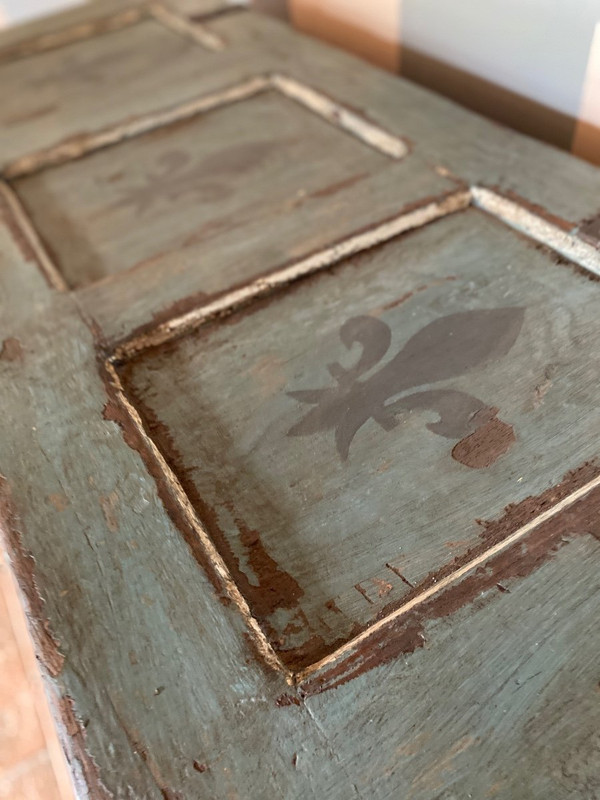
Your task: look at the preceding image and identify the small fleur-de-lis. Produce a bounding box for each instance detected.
[287,307,524,463]
[112,140,279,216]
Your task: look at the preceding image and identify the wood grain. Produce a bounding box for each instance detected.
[0,15,263,174]
[210,11,600,225]
[118,207,600,671]
[0,0,146,64]
[1,4,600,799]
[13,87,396,288]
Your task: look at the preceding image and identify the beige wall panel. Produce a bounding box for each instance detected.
[289,0,400,71]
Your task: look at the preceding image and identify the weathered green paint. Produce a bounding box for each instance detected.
[0,12,258,172]
[1,3,600,799]
[118,207,600,674]
[14,88,400,288]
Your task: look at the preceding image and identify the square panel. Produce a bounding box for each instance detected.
[117,205,600,671]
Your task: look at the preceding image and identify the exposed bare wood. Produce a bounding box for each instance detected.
[271,72,409,159]
[473,186,600,277]
[114,189,470,358]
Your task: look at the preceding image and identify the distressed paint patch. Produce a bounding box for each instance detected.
[58,695,112,800]
[0,477,65,678]
[47,493,69,512]
[579,213,600,246]
[99,490,119,532]
[301,462,600,693]
[451,415,516,469]
[0,337,24,362]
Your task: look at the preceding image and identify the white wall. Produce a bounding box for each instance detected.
[401,0,599,119]
[0,0,82,26]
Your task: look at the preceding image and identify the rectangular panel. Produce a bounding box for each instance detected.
[118,207,600,671]
[13,88,396,288]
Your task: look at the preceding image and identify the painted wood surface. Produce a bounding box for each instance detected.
[0,0,145,62]
[0,12,260,173]
[208,11,600,225]
[14,86,401,288]
[118,207,600,674]
[168,0,233,14]
[1,2,600,799]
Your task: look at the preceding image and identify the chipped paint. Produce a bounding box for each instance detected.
[0,477,65,677]
[0,336,24,362]
[101,357,293,680]
[298,462,600,689]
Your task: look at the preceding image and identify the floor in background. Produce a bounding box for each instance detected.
[0,551,73,800]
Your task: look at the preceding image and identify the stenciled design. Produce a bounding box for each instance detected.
[287,307,525,466]
[111,141,279,216]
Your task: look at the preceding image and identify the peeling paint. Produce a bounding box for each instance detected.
[0,477,65,677]
[0,337,24,362]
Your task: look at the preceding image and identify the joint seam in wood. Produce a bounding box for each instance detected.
[112,189,471,359]
[472,187,600,276]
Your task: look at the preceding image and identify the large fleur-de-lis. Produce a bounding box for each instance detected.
[287,307,525,463]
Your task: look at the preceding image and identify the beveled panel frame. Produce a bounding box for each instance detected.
[1,71,409,294]
[3,72,407,182]
[100,185,600,690]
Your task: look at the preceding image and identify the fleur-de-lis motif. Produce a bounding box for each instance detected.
[111,140,280,216]
[287,307,525,463]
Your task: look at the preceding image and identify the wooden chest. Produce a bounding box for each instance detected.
[1,2,600,798]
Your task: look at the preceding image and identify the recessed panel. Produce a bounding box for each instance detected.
[14,88,407,289]
[119,209,600,669]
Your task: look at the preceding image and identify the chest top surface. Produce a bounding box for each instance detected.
[1,3,600,799]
